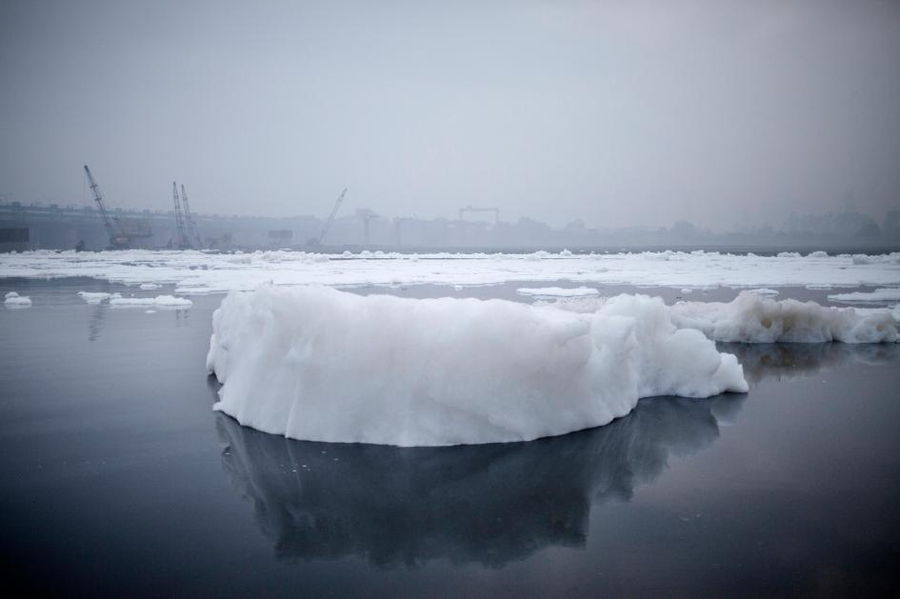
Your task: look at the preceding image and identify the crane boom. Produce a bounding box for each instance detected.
[315,187,348,246]
[84,164,127,248]
[180,184,202,248]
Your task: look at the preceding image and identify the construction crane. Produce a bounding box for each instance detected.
[458,205,500,224]
[172,182,190,249]
[308,187,348,247]
[180,184,203,248]
[84,164,130,249]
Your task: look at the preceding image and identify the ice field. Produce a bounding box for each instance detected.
[1,249,899,295]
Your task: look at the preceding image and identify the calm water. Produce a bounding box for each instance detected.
[1,279,898,597]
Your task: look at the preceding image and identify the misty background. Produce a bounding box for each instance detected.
[1,0,899,232]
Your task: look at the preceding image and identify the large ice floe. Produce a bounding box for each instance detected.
[207,286,747,446]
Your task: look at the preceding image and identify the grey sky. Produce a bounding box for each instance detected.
[1,0,898,229]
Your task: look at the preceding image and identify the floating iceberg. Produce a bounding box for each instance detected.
[207,286,747,447]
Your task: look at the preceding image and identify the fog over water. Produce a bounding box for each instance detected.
[1,0,899,229]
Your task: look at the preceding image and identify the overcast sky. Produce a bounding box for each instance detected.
[1,0,898,229]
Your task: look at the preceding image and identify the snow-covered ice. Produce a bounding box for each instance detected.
[550,292,899,343]
[109,295,193,308]
[139,283,161,290]
[1,249,898,294]
[207,286,747,446]
[4,291,32,307]
[670,292,898,343]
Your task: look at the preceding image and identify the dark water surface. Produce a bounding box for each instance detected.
[1,279,898,597]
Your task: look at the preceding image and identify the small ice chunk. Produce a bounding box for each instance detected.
[139,283,161,290]
[77,291,122,304]
[4,292,32,307]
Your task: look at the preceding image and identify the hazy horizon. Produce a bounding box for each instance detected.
[2,0,899,229]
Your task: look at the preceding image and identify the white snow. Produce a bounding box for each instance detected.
[109,295,193,308]
[207,286,747,447]
[670,291,899,343]
[77,291,122,304]
[139,283,160,290]
[746,288,779,296]
[4,291,32,307]
[516,286,599,298]
[827,288,900,303]
[1,249,898,294]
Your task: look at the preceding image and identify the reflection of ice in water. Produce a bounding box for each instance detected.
[215,393,744,568]
[88,304,106,342]
[719,342,900,384]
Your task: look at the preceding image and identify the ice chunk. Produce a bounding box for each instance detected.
[4,291,31,307]
[109,295,193,308]
[139,283,160,290]
[77,291,122,304]
[671,291,898,343]
[206,286,746,447]
[828,288,900,303]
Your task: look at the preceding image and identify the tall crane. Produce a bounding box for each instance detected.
[308,187,348,247]
[84,164,129,248]
[180,184,202,248]
[172,182,190,249]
